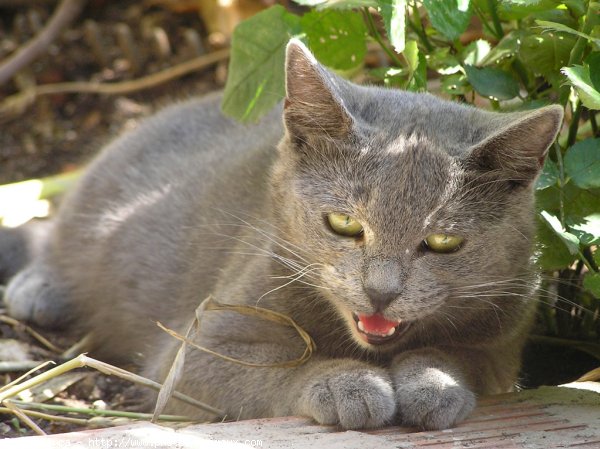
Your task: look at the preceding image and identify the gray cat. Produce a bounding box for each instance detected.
[1,40,562,430]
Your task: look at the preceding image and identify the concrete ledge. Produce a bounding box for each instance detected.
[3,384,600,448]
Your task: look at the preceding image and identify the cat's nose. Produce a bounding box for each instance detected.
[363,258,405,311]
[364,287,399,311]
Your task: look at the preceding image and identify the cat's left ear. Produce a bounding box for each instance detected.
[283,39,354,143]
[466,105,563,185]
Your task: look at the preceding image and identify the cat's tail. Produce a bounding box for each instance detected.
[0,220,52,285]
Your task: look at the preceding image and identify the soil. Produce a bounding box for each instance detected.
[0,0,220,438]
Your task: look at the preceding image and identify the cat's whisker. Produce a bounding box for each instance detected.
[208,210,312,264]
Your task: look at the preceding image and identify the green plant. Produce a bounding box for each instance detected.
[222,0,600,344]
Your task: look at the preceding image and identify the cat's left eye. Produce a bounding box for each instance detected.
[423,234,464,253]
[327,213,364,237]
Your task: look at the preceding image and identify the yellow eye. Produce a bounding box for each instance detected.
[424,234,464,253]
[327,213,364,237]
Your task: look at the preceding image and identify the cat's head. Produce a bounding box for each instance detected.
[271,40,563,350]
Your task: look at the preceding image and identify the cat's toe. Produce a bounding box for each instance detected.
[300,367,396,429]
[395,374,476,430]
[4,263,70,328]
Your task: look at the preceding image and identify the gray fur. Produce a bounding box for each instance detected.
[2,40,563,430]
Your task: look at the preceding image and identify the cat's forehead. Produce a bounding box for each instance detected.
[346,87,486,156]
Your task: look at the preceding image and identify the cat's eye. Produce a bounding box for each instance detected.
[423,234,464,253]
[327,213,364,237]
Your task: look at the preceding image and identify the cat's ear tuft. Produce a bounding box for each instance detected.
[467,105,563,185]
[284,39,353,142]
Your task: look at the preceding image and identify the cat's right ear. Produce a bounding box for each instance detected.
[283,39,354,143]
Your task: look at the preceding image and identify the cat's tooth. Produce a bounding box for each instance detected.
[357,320,365,332]
[386,327,396,337]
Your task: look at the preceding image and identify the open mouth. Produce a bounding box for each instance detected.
[352,312,410,345]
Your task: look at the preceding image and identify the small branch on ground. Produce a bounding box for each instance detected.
[0,0,86,86]
[0,48,230,121]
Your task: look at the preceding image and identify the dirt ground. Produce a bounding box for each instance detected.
[0,0,221,185]
[0,0,222,437]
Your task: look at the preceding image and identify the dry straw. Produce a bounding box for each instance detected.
[152,295,316,421]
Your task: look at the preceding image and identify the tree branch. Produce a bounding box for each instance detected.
[0,0,86,86]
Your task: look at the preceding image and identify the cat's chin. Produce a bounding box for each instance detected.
[351,312,411,347]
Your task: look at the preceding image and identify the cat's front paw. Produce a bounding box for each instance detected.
[299,364,396,429]
[394,367,475,430]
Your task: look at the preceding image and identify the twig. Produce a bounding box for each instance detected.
[0,0,86,85]
[4,401,46,435]
[0,315,63,353]
[0,49,230,119]
[0,354,224,417]
[0,406,87,425]
[0,0,56,6]
[7,399,193,422]
[0,361,54,394]
[0,361,54,373]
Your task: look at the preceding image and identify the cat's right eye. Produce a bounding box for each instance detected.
[327,213,364,237]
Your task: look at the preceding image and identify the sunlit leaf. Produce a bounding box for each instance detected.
[301,9,367,70]
[479,31,524,66]
[422,0,471,41]
[536,217,577,270]
[378,0,406,53]
[293,0,377,8]
[562,65,600,110]
[536,158,559,190]
[222,6,301,123]
[463,39,491,66]
[536,20,600,45]
[568,214,600,245]
[540,210,580,255]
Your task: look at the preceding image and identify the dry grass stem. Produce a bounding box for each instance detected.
[158,295,316,369]
[3,400,46,435]
[0,361,54,394]
[0,315,64,353]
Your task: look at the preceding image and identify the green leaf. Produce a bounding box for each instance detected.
[404,39,419,72]
[378,0,406,53]
[539,210,580,255]
[519,32,575,83]
[583,273,600,298]
[457,0,470,11]
[536,217,577,270]
[536,20,600,45]
[564,138,600,189]
[222,6,300,123]
[422,0,471,41]
[479,30,523,66]
[561,65,600,110]
[463,65,519,100]
[428,47,461,74]
[568,213,600,245]
[536,158,559,190]
[463,39,491,66]
[301,9,367,70]
[440,73,470,95]
[586,52,600,91]
[497,0,556,20]
[407,50,427,92]
[293,0,377,8]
